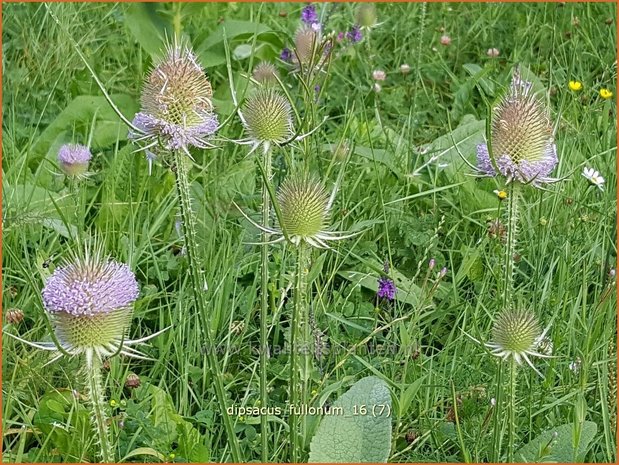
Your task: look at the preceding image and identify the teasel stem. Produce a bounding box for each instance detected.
[503,182,522,310]
[491,361,504,461]
[83,356,113,463]
[507,357,518,462]
[259,145,272,462]
[290,242,309,462]
[172,150,242,462]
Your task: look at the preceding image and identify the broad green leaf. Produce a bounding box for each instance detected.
[121,447,166,462]
[323,144,401,177]
[3,182,77,238]
[338,266,423,307]
[463,63,495,97]
[308,376,392,463]
[30,95,138,160]
[198,20,271,51]
[515,422,597,463]
[33,390,91,460]
[123,3,170,56]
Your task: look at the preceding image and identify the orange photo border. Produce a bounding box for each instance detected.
[0,1,616,464]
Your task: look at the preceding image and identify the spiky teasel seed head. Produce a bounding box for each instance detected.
[356,4,378,28]
[58,144,92,178]
[41,249,139,366]
[476,69,558,185]
[485,308,551,376]
[242,88,293,145]
[131,41,218,152]
[292,25,330,70]
[277,174,329,242]
[491,308,540,355]
[252,62,279,86]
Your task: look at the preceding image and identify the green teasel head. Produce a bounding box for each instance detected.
[277,174,330,244]
[252,62,280,87]
[242,88,293,145]
[485,307,551,377]
[356,4,378,28]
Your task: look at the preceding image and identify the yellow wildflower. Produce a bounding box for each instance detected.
[568,80,583,92]
[600,88,613,99]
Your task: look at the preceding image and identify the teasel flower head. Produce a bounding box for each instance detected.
[277,174,330,244]
[291,25,330,72]
[242,88,293,149]
[484,308,552,377]
[7,248,167,369]
[476,68,558,186]
[58,144,92,178]
[252,62,280,87]
[237,173,358,249]
[356,4,378,29]
[129,41,219,157]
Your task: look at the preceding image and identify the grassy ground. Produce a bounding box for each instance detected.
[2,2,617,463]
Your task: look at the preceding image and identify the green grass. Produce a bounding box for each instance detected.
[2,2,616,463]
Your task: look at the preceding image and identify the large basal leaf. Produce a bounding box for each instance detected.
[3,182,77,238]
[338,265,423,307]
[30,94,138,160]
[514,421,597,463]
[308,376,392,463]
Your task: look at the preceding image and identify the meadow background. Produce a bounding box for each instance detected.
[2,1,617,463]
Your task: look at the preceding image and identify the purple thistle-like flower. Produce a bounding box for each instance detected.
[58,144,92,177]
[346,25,363,43]
[301,4,319,25]
[42,257,139,317]
[476,69,558,186]
[280,47,292,62]
[377,276,396,301]
[129,43,218,154]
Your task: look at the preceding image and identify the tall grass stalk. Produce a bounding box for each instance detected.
[172,150,242,462]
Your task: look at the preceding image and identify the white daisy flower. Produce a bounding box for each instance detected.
[582,167,605,190]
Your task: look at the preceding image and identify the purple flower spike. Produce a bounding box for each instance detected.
[377,276,396,301]
[301,4,318,25]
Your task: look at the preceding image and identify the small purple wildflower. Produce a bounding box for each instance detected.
[439,267,448,278]
[377,276,396,301]
[280,47,292,62]
[337,32,345,42]
[346,25,363,43]
[301,4,319,25]
[42,257,139,317]
[428,258,436,270]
